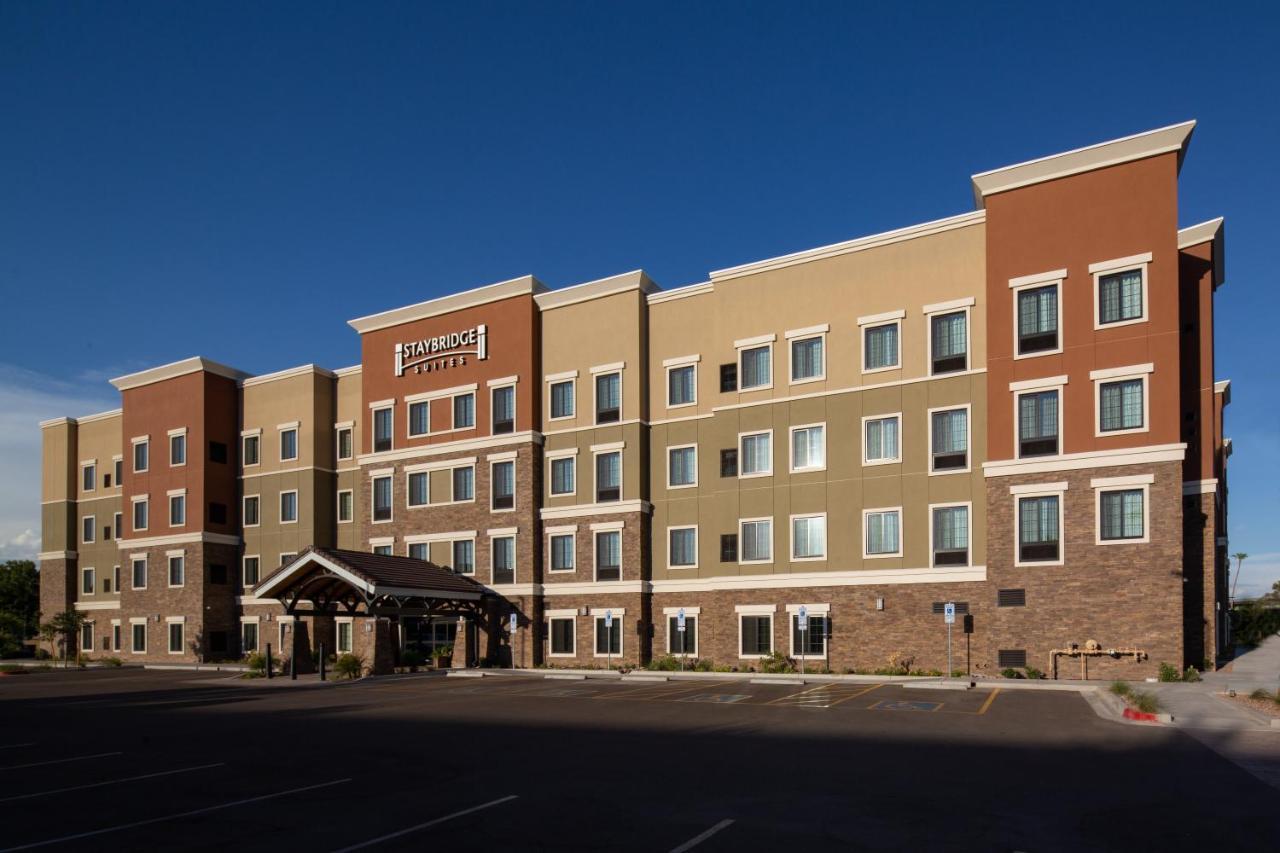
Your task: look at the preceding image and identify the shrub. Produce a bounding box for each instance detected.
[646,655,680,671]
[1023,666,1044,680]
[400,650,425,669]
[1132,691,1160,714]
[756,651,795,674]
[693,658,715,672]
[0,664,24,674]
[1181,666,1201,683]
[432,644,454,660]
[334,653,365,680]
[1110,680,1132,697]
[1001,668,1022,679]
[1249,688,1271,701]
[1157,662,1180,682]
[245,652,267,673]
[101,656,123,668]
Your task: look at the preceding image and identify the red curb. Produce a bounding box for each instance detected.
[1123,707,1159,722]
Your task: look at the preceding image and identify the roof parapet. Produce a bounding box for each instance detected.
[1179,217,1226,289]
[110,357,250,391]
[534,270,660,311]
[347,275,547,335]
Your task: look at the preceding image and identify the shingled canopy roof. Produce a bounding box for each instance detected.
[254,546,489,618]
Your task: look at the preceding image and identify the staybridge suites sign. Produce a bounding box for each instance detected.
[394,324,489,377]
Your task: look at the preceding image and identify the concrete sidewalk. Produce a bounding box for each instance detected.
[1146,636,1280,732]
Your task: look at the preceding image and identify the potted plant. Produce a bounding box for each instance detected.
[432,644,454,669]
[400,650,425,673]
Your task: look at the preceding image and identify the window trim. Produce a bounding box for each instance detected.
[546,450,577,498]
[168,490,186,528]
[406,399,431,438]
[1091,364,1153,438]
[406,470,430,508]
[1013,382,1065,460]
[738,517,774,565]
[1092,475,1152,546]
[452,391,476,431]
[489,459,516,513]
[241,430,261,468]
[547,375,577,422]
[81,460,96,494]
[242,494,261,528]
[858,310,904,375]
[131,436,150,474]
[166,552,185,589]
[240,616,260,653]
[336,489,353,524]
[279,489,299,525]
[665,607,700,656]
[591,609,625,659]
[737,609,774,659]
[278,424,300,463]
[737,429,773,479]
[862,506,904,559]
[335,424,354,461]
[926,403,971,475]
[81,566,95,596]
[928,501,973,568]
[488,532,517,585]
[785,604,830,660]
[789,512,827,562]
[81,514,96,545]
[371,404,395,453]
[592,526,623,581]
[1012,483,1067,568]
[130,555,147,591]
[167,617,185,655]
[131,495,149,533]
[336,617,354,654]
[925,303,972,377]
[663,357,699,410]
[370,474,393,524]
[110,619,121,652]
[547,614,577,658]
[666,525,698,570]
[592,369,623,425]
[785,326,828,386]
[489,382,517,435]
[450,464,476,504]
[735,337,775,392]
[1091,252,1152,330]
[788,422,827,474]
[130,618,147,654]
[1010,271,1064,360]
[547,528,576,573]
[242,554,260,589]
[168,427,188,468]
[861,413,902,467]
[592,447,623,503]
[666,443,699,489]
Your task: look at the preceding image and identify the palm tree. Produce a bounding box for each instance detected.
[46,609,86,668]
[1230,552,1248,604]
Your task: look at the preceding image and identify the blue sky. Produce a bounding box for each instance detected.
[1,2,1276,594]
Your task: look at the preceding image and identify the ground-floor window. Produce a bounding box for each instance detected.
[452,540,475,574]
[549,617,575,656]
[740,615,772,656]
[241,622,259,653]
[667,615,697,656]
[594,617,621,657]
[337,620,353,654]
[168,622,184,654]
[131,622,147,654]
[791,614,828,657]
[402,617,456,657]
[80,622,93,653]
[111,623,121,652]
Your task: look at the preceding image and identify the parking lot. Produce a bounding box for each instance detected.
[2,668,1278,851]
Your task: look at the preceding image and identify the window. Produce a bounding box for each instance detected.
[242,434,260,467]
[170,432,186,466]
[549,533,575,572]
[719,534,738,562]
[790,335,824,383]
[408,542,429,560]
[452,540,475,574]
[667,364,696,407]
[668,445,697,488]
[930,310,968,374]
[114,458,123,485]
[1099,379,1144,433]
[113,512,122,540]
[373,407,393,453]
[372,477,391,522]
[408,472,429,507]
[81,567,95,595]
[131,622,147,654]
[408,401,430,437]
[739,344,771,390]
[930,408,969,472]
[491,385,515,434]
[1100,488,1146,542]
[669,527,697,568]
[595,451,621,502]
[549,617,575,655]
[864,509,901,557]
[243,495,260,526]
[791,514,826,561]
[863,415,900,465]
[131,557,147,590]
[932,505,970,566]
[1017,283,1059,355]
[82,515,95,545]
[1018,390,1060,457]
[740,615,772,656]
[280,490,298,523]
[864,322,900,372]
[82,463,95,492]
[491,536,515,584]
[739,431,771,477]
[111,622,121,652]
[112,565,120,592]
[169,493,185,526]
[740,519,772,563]
[280,427,298,462]
[242,556,260,587]
[668,615,697,655]
[719,449,738,478]
[337,427,353,461]
[595,617,621,656]
[453,393,475,429]
[132,498,149,533]
[337,621,353,654]
[549,456,575,496]
[1099,269,1144,325]
[81,622,93,652]
[280,552,297,569]
[791,613,827,658]
[790,424,825,472]
[337,490,353,523]
[167,555,184,587]
[595,530,621,581]
[452,466,474,501]
[1018,494,1061,563]
[595,372,621,424]
[372,543,393,556]
[133,439,149,473]
[491,461,515,510]
[550,380,575,419]
[168,621,184,654]
[242,622,259,653]
[719,363,738,393]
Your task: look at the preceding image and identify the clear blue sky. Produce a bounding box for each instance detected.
[1,1,1276,593]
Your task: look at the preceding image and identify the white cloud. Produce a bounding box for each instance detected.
[1231,551,1280,600]
[0,364,117,562]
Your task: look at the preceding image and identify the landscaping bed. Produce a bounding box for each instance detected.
[1224,688,1280,718]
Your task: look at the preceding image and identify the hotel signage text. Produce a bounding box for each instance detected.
[394,324,489,377]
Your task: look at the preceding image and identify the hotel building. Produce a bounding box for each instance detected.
[39,121,1232,679]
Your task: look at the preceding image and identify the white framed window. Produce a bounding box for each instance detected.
[113,458,123,487]
[490,534,516,584]
[167,554,185,587]
[736,336,774,391]
[786,326,827,384]
[130,619,147,654]
[372,405,394,453]
[167,619,185,655]
[491,459,515,511]
[859,311,903,374]
[548,529,576,573]
[929,502,971,567]
[548,375,576,420]
[130,556,147,590]
[132,496,149,533]
[787,604,829,659]
[594,448,622,502]
[491,384,516,434]
[665,357,698,409]
[593,611,623,658]
[1010,270,1064,358]
[337,490,353,523]
[111,621,121,652]
[667,444,697,488]
[790,513,826,561]
[408,542,429,560]
[372,475,392,522]
[668,525,698,569]
[548,453,576,497]
[81,461,96,493]
[738,607,774,658]
[242,555,260,587]
[242,431,261,467]
[81,566,95,596]
[241,619,259,653]
[132,437,149,473]
[666,608,698,656]
[739,517,773,564]
[407,471,429,507]
[928,405,970,474]
[1014,381,1063,458]
[1093,475,1152,545]
[451,465,475,502]
[243,494,260,527]
[81,621,94,653]
[1092,364,1152,437]
[336,425,353,461]
[113,512,122,540]
[789,423,825,473]
[738,430,772,478]
[594,528,622,581]
[1091,252,1151,329]
[548,614,576,657]
[863,507,902,558]
[451,539,475,574]
[280,490,298,524]
[372,539,393,557]
[407,400,430,438]
[593,370,622,424]
[336,619,354,654]
[169,429,187,467]
[453,392,475,430]
[1012,482,1067,567]
[862,414,901,465]
[169,492,186,527]
[81,515,95,545]
[279,425,299,462]
[927,304,970,376]
[111,565,120,592]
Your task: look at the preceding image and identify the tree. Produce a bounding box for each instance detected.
[0,560,39,657]
[1230,552,1248,603]
[42,609,86,668]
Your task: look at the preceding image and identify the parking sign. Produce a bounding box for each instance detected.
[798,605,808,633]
[509,612,517,633]
[677,608,686,632]
[605,610,613,629]
[944,602,956,624]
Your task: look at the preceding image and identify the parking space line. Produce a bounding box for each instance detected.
[0,778,351,852]
[669,818,735,852]
[595,681,723,702]
[764,684,830,705]
[975,688,1000,715]
[0,763,226,803]
[827,683,885,706]
[0,752,123,771]
[329,794,518,852]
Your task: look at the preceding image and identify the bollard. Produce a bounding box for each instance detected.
[319,643,326,681]
[290,652,297,681]
[266,643,273,680]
